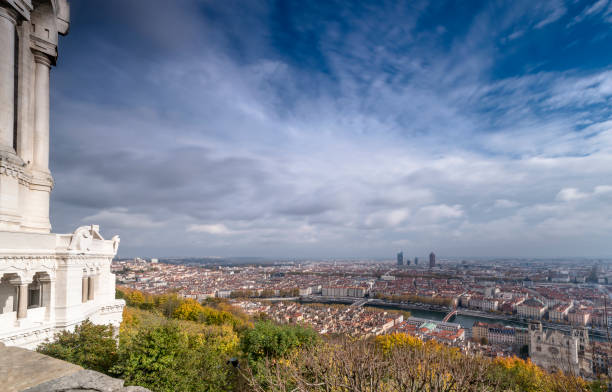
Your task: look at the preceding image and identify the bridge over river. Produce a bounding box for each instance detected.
[298,295,612,340]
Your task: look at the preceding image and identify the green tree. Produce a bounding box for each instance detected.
[156,293,183,318]
[37,320,118,375]
[113,323,234,392]
[240,321,318,365]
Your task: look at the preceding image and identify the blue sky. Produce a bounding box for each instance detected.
[49,0,612,258]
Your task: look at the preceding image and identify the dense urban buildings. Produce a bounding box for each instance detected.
[116,256,612,378]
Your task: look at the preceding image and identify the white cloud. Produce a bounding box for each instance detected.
[494,199,520,208]
[187,224,233,235]
[556,188,589,202]
[416,204,464,221]
[364,209,411,229]
[83,208,164,229]
[585,0,609,16]
[570,0,610,25]
[594,185,612,195]
[49,1,612,257]
[534,1,567,28]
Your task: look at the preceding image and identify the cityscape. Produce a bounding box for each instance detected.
[2,0,612,391]
[115,254,612,378]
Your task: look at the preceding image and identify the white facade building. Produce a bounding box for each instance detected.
[0,0,124,349]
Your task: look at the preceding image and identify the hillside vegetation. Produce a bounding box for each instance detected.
[36,289,606,392]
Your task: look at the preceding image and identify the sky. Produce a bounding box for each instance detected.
[49,0,612,259]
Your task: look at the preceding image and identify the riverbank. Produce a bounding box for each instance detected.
[295,296,612,341]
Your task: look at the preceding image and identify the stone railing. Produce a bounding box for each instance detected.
[0,342,151,392]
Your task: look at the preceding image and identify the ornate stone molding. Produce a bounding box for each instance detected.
[68,226,97,252]
[0,152,27,178]
[32,49,53,67]
[0,152,54,194]
[0,5,19,24]
[55,256,113,266]
[0,257,56,269]
[99,302,125,315]
[0,326,53,344]
[1,0,33,20]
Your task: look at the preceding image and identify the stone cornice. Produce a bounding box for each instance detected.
[32,49,53,66]
[0,326,53,343]
[0,149,26,169]
[0,4,19,24]
[1,0,33,20]
[30,37,57,62]
[0,159,26,181]
[29,168,54,188]
[99,301,125,315]
[0,152,54,189]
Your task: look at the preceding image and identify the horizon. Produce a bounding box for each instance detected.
[50,0,612,258]
[117,255,612,263]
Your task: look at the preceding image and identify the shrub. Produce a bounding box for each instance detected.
[37,320,118,375]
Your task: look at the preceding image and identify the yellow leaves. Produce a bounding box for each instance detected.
[126,290,145,306]
[172,298,205,321]
[494,356,543,377]
[492,356,550,392]
[121,307,135,331]
[375,332,423,353]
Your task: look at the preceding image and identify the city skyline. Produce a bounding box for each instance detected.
[49,0,612,258]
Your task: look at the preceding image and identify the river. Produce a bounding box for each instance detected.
[296,297,610,341]
[367,304,609,341]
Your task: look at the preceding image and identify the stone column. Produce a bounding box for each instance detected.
[0,6,17,152]
[17,283,28,319]
[81,276,88,302]
[48,278,56,321]
[33,51,51,172]
[40,276,55,321]
[88,276,94,301]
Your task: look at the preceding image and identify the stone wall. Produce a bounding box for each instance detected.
[0,342,151,392]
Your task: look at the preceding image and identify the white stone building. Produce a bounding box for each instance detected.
[468,295,499,312]
[0,0,124,349]
[529,322,592,377]
[517,298,547,320]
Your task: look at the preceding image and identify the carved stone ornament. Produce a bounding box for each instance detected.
[111,235,120,253]
[68,225,103,252]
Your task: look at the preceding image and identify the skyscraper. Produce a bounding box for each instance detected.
[414,257,418,266]
[429,252,436,268]
[397,252,404,266]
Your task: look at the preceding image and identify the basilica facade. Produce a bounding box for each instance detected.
[0,0,124,349]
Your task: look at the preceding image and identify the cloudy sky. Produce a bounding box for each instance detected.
[49,0,612,259]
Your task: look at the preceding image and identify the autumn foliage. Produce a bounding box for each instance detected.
[38,289,601,392]
[244,333,595,392]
